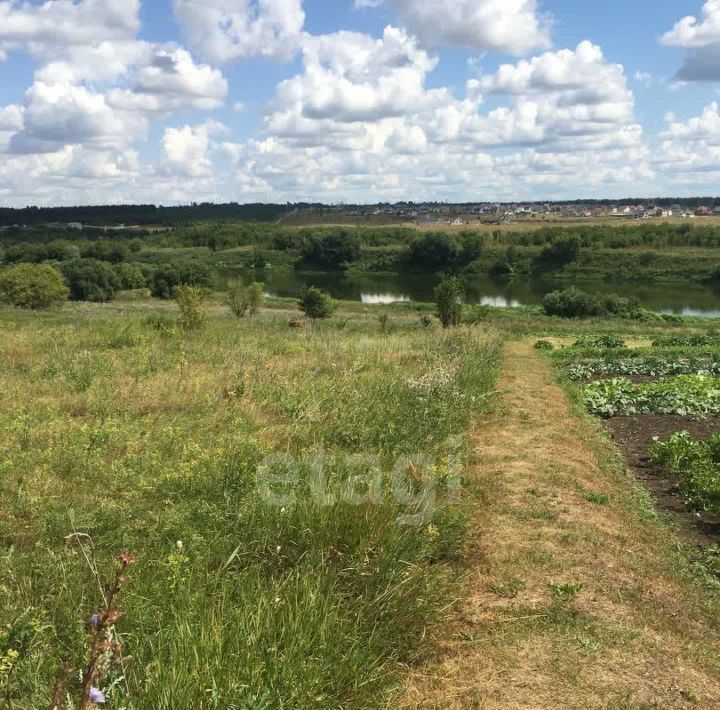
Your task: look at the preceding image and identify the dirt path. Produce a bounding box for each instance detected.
[397,340,720,709]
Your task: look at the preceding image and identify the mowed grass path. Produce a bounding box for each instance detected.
[398,340,720,709]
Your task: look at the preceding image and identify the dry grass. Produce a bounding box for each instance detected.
[395,340,720,709]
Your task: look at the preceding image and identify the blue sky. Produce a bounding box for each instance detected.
[0,0,719,205]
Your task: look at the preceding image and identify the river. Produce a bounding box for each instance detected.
[223,269,720,318]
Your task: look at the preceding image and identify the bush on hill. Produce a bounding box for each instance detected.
[0,263,69,309]
[61,259,121,302]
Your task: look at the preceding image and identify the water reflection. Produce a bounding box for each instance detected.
[478,296,522,308]
[221,268,720,319]
[361,293,411,305]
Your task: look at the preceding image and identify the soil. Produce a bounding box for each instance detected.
[604,415,720,547]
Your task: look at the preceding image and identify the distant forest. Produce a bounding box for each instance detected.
[2,197,720,227]
[0,203,292,226]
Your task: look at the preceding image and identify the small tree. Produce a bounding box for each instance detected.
[227,280,248,318]
[174,285,207,331]
[61,259,121,302]
[227,281,266,318]
[0,263,69,309]
[299,286,335,321]
[434,275,464,328]
[245,281,265,317]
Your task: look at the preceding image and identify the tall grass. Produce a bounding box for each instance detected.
[0,303,500,708]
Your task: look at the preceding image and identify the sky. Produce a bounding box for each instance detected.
[0,1,720,206]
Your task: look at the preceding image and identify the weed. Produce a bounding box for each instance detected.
[585,492,611,506]
[489,578,526,599]
[547,581,584,603]
[174,285,207,331]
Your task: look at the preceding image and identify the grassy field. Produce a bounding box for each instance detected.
[3,296,720,708]
[280,214,720,233]
[0,299,500,708]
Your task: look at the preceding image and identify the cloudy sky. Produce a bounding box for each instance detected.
[0,0,719,206]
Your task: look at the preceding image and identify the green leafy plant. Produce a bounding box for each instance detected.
[534,340,554,351]
[547,581,584,603]
[650,431,720,513]
[573,335,626,349]
[566,356,720,381]
[582,375,720,418]
[585,492,610,506]
[0,263,68,309]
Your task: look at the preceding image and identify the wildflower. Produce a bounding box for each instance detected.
[426,524,440,539]
[90,614,100,628]
[89,687,106,704]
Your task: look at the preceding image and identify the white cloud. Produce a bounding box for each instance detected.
[661,102,720,144]
[389,0,551,56]
[655,103,720,180]
[162,120,227,177]
[119,47,228,111]
[0,0,140,52]
[634,70,653,86]
[216,28,649,203]
[0,104,23,132]
[467,42,637,146]
[34,40,149,83]
[478,42,626,97]
[662,1,720,48]
[273,27,441,125]
[173,0,305,63]
[8,81,146,154]
[662,2,720,82]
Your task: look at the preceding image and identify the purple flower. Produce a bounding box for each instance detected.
[90,614,100,628]
[89,687,106,705]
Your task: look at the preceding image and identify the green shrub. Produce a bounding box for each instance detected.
[573,335,626,349]
[299,286,335,320]
[81,239,129,263]
[534,340,554,351]
[543,287,634,319]
[0,263,69,309]
[434,275,464,328]
[114,262,148,290]
[651,335,720,347]
[543,287,600,318]
[150,262,214,299]
[174,285,207,331]
[463,305,492,325]
[228,280,265,318]
[60,259,121,302]
[534,236,580,272]
[300,230,361,270]
[408,233,460,271]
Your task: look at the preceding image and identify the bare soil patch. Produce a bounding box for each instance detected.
[605,415,720,547]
